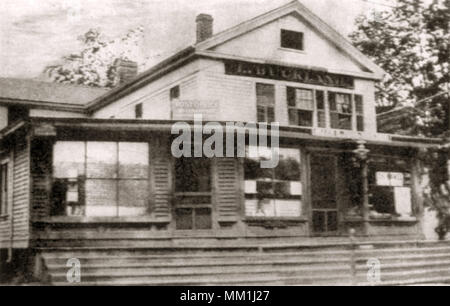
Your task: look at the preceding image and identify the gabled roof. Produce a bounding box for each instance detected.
[86,0,385,112]
[0,78,108,112]
[195,0,384,77]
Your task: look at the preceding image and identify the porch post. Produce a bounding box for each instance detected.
[353,140,370,236]
[361,159,370,235]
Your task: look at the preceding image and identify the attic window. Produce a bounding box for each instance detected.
[281,29,304,51]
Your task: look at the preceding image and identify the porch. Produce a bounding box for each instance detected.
[24,117,432,244]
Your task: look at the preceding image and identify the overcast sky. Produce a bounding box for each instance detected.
[0,0,395,79]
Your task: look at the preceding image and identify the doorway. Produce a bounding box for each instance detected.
[310,154,338,235]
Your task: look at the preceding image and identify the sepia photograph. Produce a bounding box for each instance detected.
[0,0,449,291]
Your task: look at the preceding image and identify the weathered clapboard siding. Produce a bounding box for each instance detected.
[11,139,31,248]
[0,138,31,249]
[179,76,198,100]
[215,158,240,223]
[202,72,255,123]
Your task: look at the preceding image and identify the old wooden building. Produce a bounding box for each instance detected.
[0,1,445,285]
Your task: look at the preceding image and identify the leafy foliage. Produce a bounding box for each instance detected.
[350,0,450,137]
[44,26,146,88]
[351,0,450,238]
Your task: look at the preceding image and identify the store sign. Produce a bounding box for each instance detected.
[224,60,354,89]
[172,99,220,120]
[311,128,391,142]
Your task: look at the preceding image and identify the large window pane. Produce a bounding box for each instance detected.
[52,141,151,217]
[86,142,117,178]
[244,147,301,217]
[53,141,85,178]
[118,142,149,179]
[85,179,117,216]
[368,156,413,217]
[118,180,148,216]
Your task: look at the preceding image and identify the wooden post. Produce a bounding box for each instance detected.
[353,140,370,236]
[349,228,357,285]
[361,159,370,236]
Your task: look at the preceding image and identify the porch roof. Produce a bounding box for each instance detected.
[14,117,442,150]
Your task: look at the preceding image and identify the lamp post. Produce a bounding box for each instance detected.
[352,140,370,236]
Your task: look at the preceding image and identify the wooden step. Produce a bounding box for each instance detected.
[36,240,450,286]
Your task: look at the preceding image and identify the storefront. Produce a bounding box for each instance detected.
[0,0,442,262]
[2,117,430,244]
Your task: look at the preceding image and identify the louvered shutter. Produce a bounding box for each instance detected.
[215,158,240,223]
[151,137,172,220]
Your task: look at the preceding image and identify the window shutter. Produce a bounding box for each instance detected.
[287,87,296,107]
[328,92,336,111]
[215,158,240,223]
[267,107,275,123]
[151,138,172,220]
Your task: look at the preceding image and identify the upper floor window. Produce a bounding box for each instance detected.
[287,87,314,127]
[281,29,304,51]
[329,92,352,130]
[287,88,364,132]
[135,103,143,119]
[170,85,180,100]
[256,83,275,123]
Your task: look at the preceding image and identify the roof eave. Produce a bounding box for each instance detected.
[0,98,87,113]
[85,46,196,114]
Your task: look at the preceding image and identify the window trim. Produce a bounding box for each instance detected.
[287,87,315,127]
[244,146,303,219]
[280,29,304,51]
[256,83,276,123]
[51,141,150,218]
[367,154,414,218]
[328,92,353,131]
[173,156,213,230]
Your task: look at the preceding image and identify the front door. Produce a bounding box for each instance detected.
[310,154,338,235]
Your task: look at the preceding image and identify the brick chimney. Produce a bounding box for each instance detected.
[114,59,138,85]
[196,14,213,43]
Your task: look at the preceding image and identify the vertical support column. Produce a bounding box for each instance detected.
[361,158,370,236]
[353,140,370,236]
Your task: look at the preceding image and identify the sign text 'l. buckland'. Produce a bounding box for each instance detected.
[224,60,354,89]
